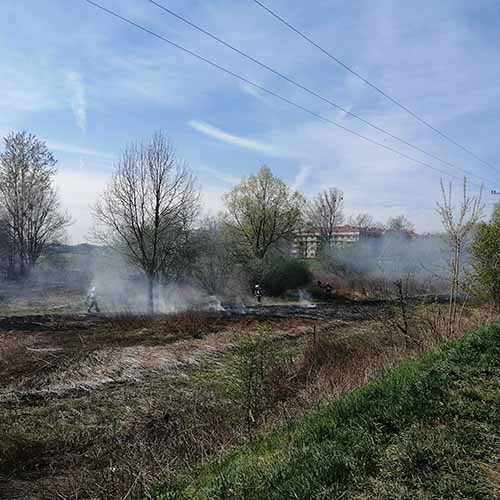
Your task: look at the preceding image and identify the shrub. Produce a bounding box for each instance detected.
[472,215,500,307]
[261,257,312,296]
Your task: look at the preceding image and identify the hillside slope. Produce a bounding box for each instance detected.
[155,325,500,500]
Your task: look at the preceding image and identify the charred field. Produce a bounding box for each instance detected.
[0,297,493,499]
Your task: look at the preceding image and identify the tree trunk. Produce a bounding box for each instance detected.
[19,256,27,279]
[147,274,155,315]
[7,242,15,279]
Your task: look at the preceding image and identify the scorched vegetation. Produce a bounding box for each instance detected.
[0,300,495,499]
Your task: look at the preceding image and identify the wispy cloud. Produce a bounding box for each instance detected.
[195,163,241,185]
[65,71,87,132]
[189,120,286,158]
[47,140,116,161]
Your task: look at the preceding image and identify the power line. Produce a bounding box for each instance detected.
[251,0,500,176]
[145,0,496,186]
[82,0,483,190]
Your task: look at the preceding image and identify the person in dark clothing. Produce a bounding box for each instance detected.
[254,284,263,304]
[317,280,334,298]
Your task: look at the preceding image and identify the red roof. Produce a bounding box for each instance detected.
[333,225,360,233]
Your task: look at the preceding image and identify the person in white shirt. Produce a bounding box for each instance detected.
[86,286,100,313]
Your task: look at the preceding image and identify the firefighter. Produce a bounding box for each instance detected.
[317,280,334,298]
[86,286,100,313]
[254,284,263,304]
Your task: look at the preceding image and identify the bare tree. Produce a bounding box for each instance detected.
[0,212,12,278]
[436,178,483,335]
[93,132,200,313]
[305,188,344,246]
[192,216,235,296]
[0,131,70,278]
[224,166,304,266]
[348,213,374,228]
[387,214,415,233]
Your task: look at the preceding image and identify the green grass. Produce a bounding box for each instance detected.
[154,325,500,500]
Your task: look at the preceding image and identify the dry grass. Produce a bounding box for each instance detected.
[0,303,496,499]
[0,312,236,391]
[289,303,495,411]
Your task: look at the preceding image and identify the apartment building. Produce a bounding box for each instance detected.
[291,225,368,259]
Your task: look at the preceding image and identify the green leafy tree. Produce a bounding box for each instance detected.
[224,166,304,278]
[472,208,500,306]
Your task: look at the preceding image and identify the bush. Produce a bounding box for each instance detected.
[472,215,500,307]
[261,257,312,296]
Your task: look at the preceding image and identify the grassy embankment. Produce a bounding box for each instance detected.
[155,324,500,500]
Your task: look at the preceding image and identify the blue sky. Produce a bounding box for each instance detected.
[2,0,500,242]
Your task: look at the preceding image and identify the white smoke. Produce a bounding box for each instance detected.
[324,234,452,293]
[88,253,226,314]
[298,289,316,308]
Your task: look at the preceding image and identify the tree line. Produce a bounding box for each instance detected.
[0,130,497,315]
